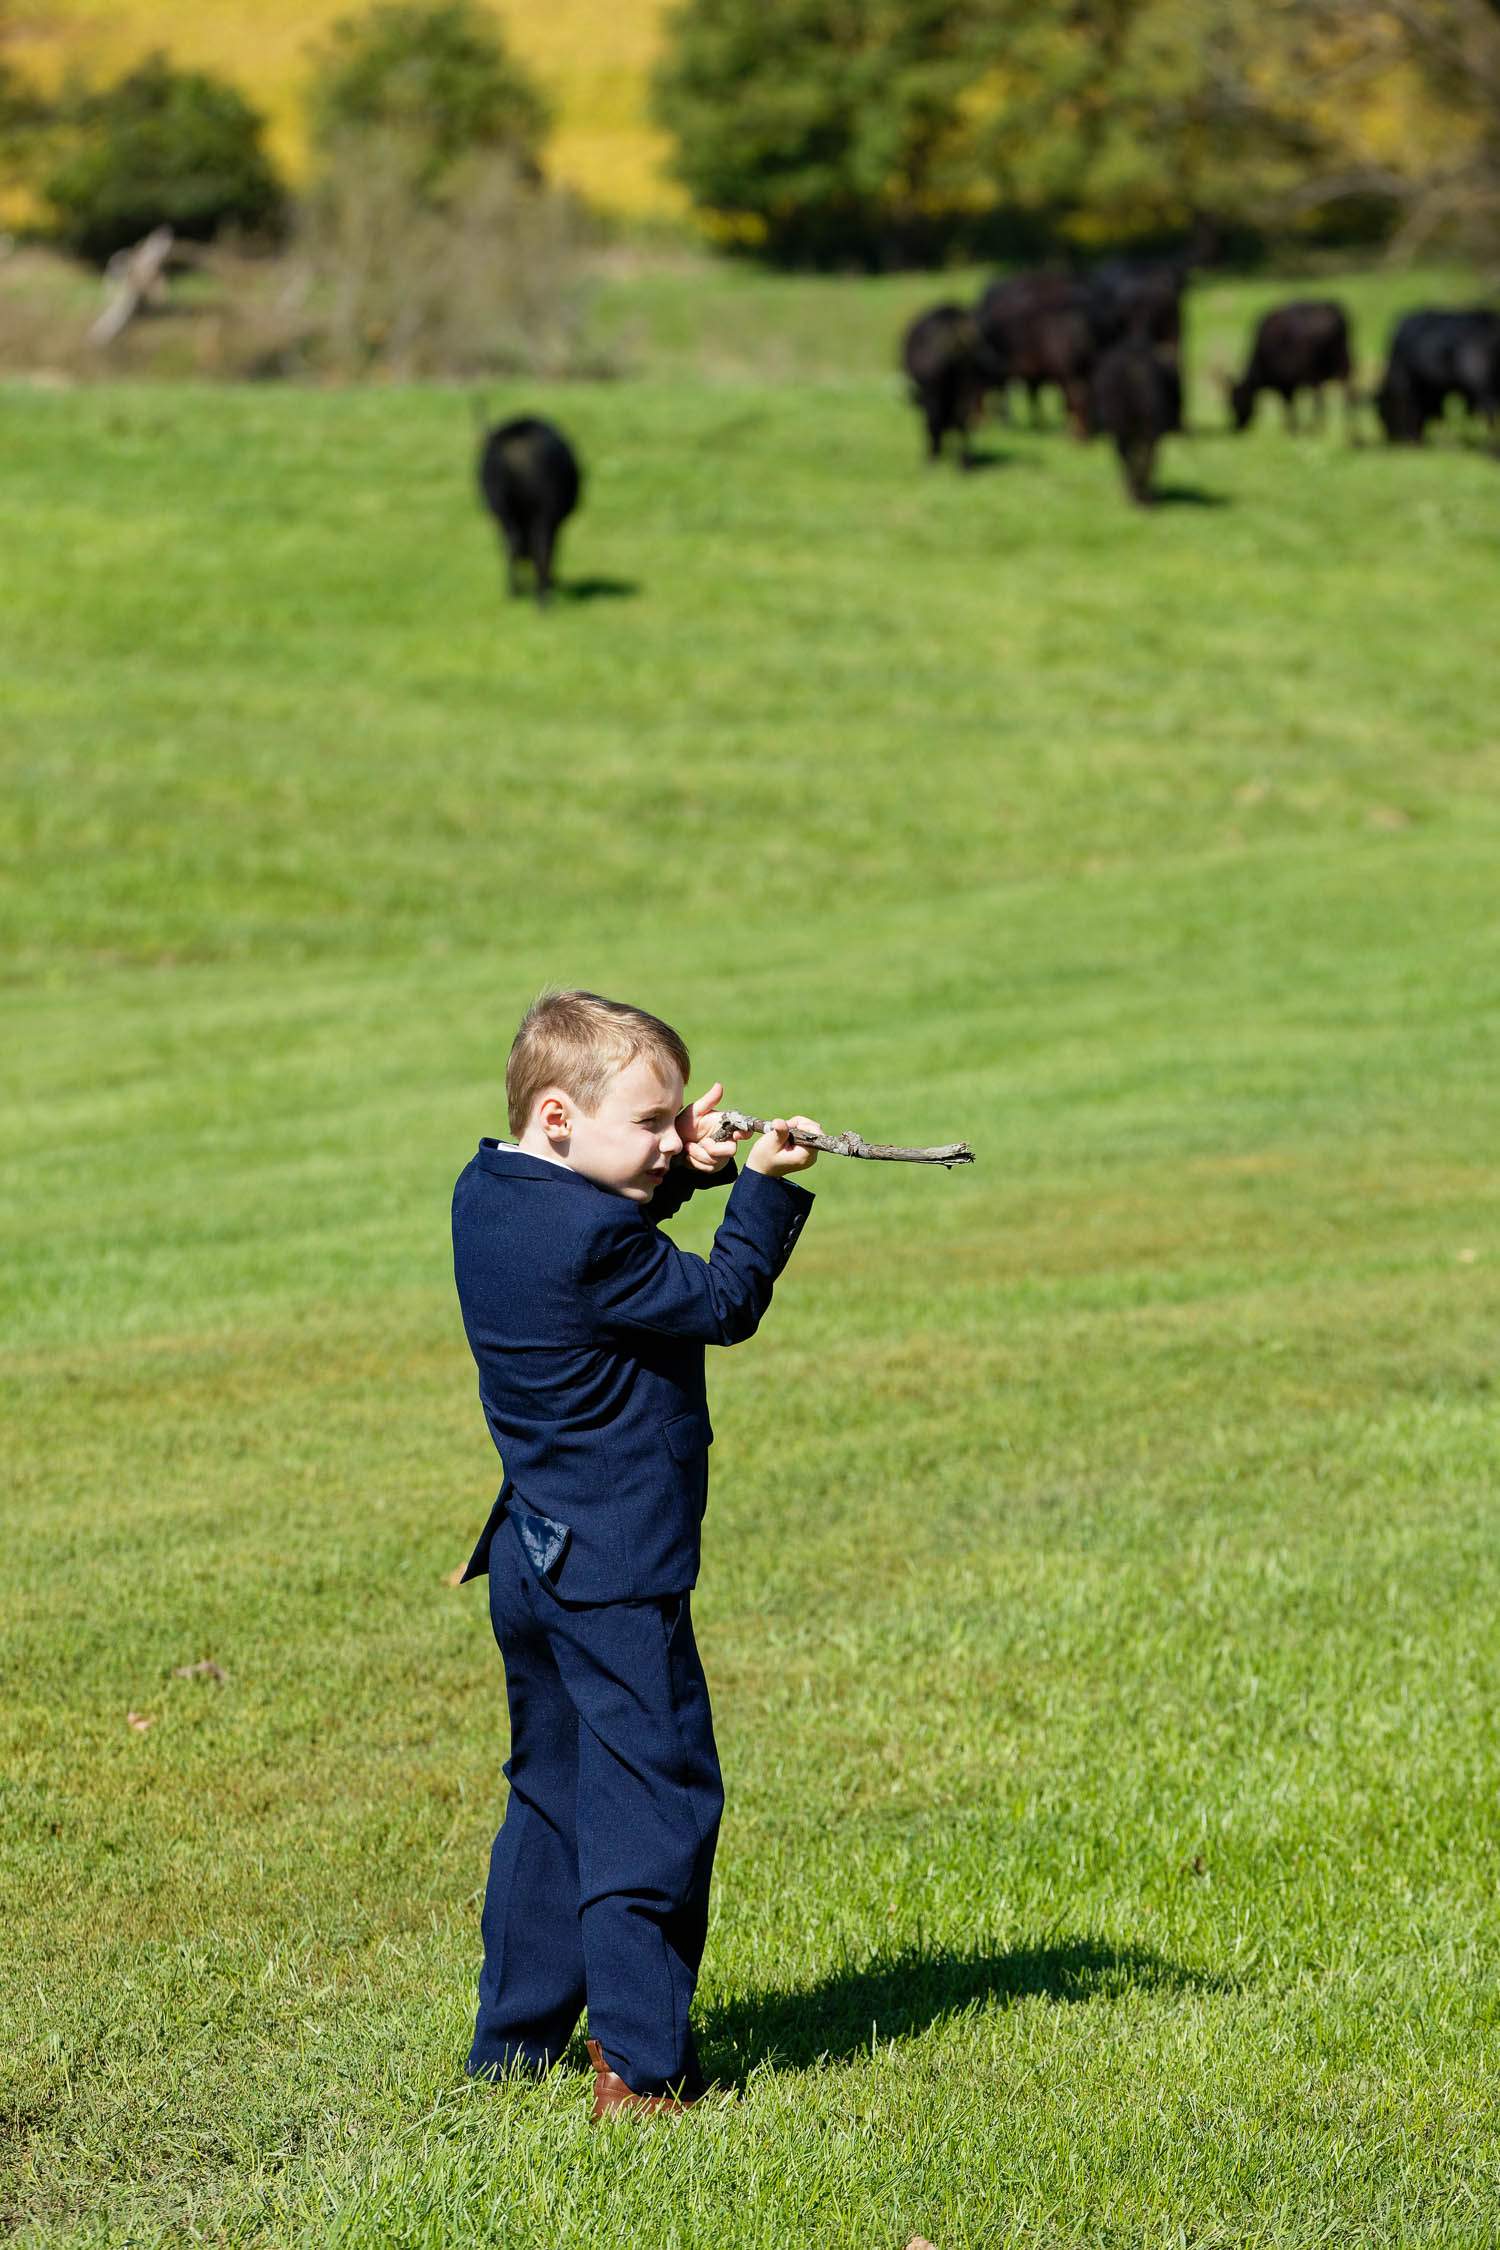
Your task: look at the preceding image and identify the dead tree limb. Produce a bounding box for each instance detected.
[711,1108,974,1167]
[89,226,175,348]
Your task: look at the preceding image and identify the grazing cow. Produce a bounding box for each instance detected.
[1376,309,1500,443]
[1086,259,1186,352]
[476,415,581,605]
[1085,259,1188,428]
[901,303,1001,467]
[1227,299,1354,433]
[1087,340,1183,506]
[975,272,1095,431]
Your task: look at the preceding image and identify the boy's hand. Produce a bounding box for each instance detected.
[674,1082,754,1174]
[746,1117,823,1179]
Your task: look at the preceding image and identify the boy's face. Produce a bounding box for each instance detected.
[546,1054,686,1202]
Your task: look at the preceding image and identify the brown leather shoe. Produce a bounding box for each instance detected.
[586,2039,695,2120]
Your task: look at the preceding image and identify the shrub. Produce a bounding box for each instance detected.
[206,143,598,381]
[43,52,285,265]
[307,0,551,198]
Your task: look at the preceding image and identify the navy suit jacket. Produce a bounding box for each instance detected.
[452,1140,814,1600]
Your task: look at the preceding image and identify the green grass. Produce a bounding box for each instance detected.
[3,263,1499,2246]
[590,254,1484,386]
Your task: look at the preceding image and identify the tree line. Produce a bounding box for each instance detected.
[652,0,1500,266]
[0,0,1494,272]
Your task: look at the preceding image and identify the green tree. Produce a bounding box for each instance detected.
[0,57,48,201]
[974,0,1330,242]
[0,11,41,133]
[652,0,992,266]
[653,0,1367,262]
[307,0,551,198]
[1280,0,1500,258]
[43,52,285,264]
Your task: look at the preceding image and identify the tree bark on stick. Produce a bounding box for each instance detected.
[89,226,175,348]
[711,1109,974,1167]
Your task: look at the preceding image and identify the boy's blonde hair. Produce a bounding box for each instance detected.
[506,989,691,1136]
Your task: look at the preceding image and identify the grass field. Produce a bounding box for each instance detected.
[3,264,1499,2246]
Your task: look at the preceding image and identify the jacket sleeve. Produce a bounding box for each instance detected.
[581,1167,811,1345]
[647,1155,738,1227]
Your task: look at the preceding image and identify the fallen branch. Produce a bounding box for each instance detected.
[90,225,175,347]
[711,1108,974,1167]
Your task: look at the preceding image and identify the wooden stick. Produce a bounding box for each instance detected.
[710,1109,974,1167]
[90,225,175,348]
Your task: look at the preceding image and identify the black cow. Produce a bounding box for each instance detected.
[477,415,581,605]
[1376,309,1500,443]
[1087,341,1183,506]
[1086,259,1187,429]
[1227,299,1354,433]
[975,272,1094,431]
[902,303,1000,467]
[1086,259,1186,352]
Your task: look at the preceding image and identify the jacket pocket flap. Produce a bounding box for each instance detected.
[663,1412,710,1463]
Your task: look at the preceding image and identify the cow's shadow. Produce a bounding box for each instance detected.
[696,1934,1228,2082]
[1149,482,1229,508]
[556,575,640,602]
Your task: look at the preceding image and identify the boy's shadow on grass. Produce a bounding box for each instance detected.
[698,1937,1229,2082]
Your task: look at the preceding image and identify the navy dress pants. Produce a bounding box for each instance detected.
[468,1512,724,2097]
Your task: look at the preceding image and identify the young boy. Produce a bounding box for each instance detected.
[451,988,820,2117]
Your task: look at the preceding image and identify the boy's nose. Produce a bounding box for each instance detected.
[660,1125,684,1157]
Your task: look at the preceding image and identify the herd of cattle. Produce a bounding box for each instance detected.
[904,262,1500,504]
[476,267,1500,599]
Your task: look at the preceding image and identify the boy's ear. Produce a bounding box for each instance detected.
[535,1088,572,1136]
